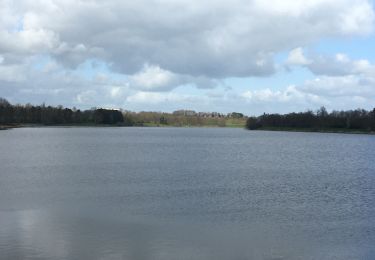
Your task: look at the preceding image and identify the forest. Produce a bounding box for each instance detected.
[2,97,375,132]
[0,98,127,127]
[246,107,375,133]
[0,98,246,128]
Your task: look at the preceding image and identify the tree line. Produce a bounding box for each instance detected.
[5,97,373,132]
[0,97,247,128]
[246,107,375,132]
[0,98,127,126]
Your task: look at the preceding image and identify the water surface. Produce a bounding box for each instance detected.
[1,127,374,259]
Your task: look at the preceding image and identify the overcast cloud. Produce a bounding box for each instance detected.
[0,0,374,114]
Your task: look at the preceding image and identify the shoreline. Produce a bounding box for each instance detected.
[2,124,375,135]
[0,123,246,129]
[0,124,21,130]
[248,127,375,135]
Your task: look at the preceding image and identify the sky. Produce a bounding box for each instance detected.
[1,0,375,115]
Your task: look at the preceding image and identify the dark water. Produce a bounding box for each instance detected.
[1,127,374,260]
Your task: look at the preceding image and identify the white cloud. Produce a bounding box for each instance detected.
[287,48,311,66]
[287,49,375,77]
[109,86,125,99]
[1,0,374,77]
[129,65,182,91]
[299,75,375,98]
[0,63,27,82]
[126,91,202,105]
[0,27,58,54]
[284,45,375,109]
[1,0,375,113]
[76,90,97,104]
[128,64,219,91]
[241,85,325,105]
[339,1,374,34]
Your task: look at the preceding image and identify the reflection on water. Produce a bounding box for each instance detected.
[0,209,312,260]
[0,127,375,259]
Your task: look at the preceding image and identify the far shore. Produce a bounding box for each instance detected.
[250,126,375,135]
[0,124,22,130]
[2,124,375,135]
[0,123,245,129]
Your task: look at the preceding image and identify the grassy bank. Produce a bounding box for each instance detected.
[140,118,246,128]
[0,120,247,129]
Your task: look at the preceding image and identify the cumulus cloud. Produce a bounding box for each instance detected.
[240,75,375,113]
[129,65,184,91]
[1,0,375,113]
[286,48,375,77]
[127,92,195,104]
[286,48,312,66]
[0,63,28,82]
[313,54,375,76]
[299,75,375,98]
[241,85,325,105]
[246,46,375,110]
[2,0,374,76]
[284,47,375,110]
[128,64,220,91]
[297,75,375,110]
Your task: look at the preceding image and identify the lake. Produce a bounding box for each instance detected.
[0,127,374,260]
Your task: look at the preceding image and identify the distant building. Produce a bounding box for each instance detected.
[197,112,225,118]
[172,110,228,118]
[173,110,197,116]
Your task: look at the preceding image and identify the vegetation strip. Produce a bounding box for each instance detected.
[246,107,375,134]
[0,98,246,128]
[2,97,374,133]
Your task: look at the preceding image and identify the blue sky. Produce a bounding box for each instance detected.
[1,0,375,115]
